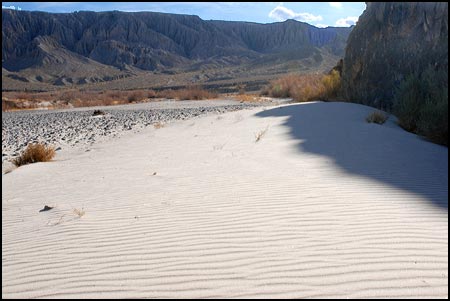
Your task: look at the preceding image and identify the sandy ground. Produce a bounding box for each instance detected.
[2,101,448,298]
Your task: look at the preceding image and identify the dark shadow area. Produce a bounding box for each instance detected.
[256,102,448,209]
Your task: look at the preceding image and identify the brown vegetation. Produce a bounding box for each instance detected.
[261,70,341,102]
[12,143,56,167]
[233,93,263,102]
[2,86,218,111]
[255,126,269,142]
[73,208,85,218]
[153,122,165,129]
[366,111,388,124]
[162,85,218,100]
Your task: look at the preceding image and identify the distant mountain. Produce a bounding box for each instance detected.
[2,9,352,89]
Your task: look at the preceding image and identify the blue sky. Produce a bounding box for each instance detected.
[2,2,366,27]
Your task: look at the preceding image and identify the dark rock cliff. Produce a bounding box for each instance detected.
[341,2,448,108]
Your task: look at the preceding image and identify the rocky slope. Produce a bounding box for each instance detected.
[341,2,448,109]
[2,9,352,88]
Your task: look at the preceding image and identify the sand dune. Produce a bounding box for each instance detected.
[2,102,448,298]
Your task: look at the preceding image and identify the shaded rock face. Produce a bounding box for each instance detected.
[341,2,448,108]
[2,9,352,72]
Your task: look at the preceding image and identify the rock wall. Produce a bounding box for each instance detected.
[341,2,448,109]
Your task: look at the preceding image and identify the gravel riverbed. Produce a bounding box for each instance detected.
[2,100,269,165]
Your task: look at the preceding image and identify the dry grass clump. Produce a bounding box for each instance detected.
[153,122,165,129]
[127,90,146,103]
[12,143,56,167]
[2,98,20,111]
[255,126,269,142]
[147,89,157,98]
[261,70,341,102]
[233,94,262,102]
[366,111,388,124]
[73,208,85,218]
[321,70,341,100]
[2,96,40,111]
[163,85,217,100]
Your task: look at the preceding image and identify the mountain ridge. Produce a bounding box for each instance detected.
[2,9,352,89]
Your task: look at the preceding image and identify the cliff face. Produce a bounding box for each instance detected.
[341,2,448,108]
[2,9,352,73]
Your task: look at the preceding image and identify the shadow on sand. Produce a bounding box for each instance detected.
[256,102,448,209]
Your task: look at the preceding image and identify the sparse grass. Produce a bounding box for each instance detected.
[366,111,388,124]
[12,143,56,167]
[261,70,341,102]
[255,126,269,142]
[73,208,85,218]
[3,168,14,175]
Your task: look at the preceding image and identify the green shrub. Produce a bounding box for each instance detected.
[393,75,423,132]
[393,67,448,146]
[417,90,448,146]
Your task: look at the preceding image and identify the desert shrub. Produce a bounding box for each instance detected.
[393,75,423,132]
[13,143,56,167]
[2,99,18,111]
[262,72,342,102]
[164,85,217,100]
[270,83,289,98]
[156,89,174,99]
[127,90,146,103]
[393,67,448,146]
[59,90,77,102]
[416,90,448,146]
[147,89,157,98]
[366,110,388,124]
[321,70,341,100]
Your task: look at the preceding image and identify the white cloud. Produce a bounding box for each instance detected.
[335,16,358,27]
[269,3,322,23]
[2,5,22,10]
[315,23,329,28]
[329,2,343,8]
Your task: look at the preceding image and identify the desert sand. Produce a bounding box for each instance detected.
[2,101,448,298]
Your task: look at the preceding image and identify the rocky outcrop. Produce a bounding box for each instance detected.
[341,2,448,108]
[2,9,352,73]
